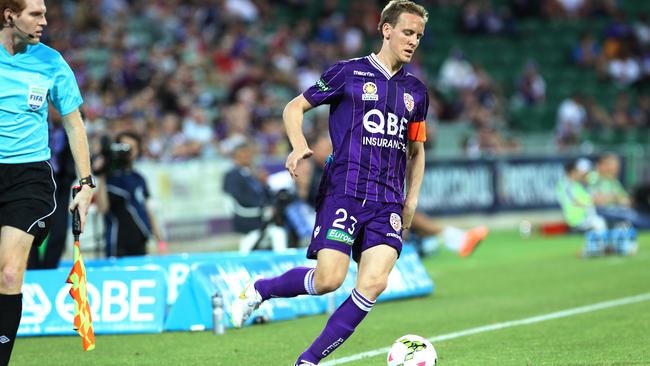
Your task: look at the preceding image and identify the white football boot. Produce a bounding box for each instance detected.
[230,278,263,328]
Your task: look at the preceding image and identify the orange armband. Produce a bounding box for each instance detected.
[407,121,426,142]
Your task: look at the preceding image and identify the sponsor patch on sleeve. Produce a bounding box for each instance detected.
[316,78,331,92]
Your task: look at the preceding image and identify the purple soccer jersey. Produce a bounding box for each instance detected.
[303,53,429,204]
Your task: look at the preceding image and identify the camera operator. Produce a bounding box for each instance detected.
[223,141,270,234]
[94,131,165,257]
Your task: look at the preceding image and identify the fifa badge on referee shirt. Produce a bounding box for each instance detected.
[27,85,47,110]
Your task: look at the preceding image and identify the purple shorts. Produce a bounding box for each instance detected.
[307,193,404,263]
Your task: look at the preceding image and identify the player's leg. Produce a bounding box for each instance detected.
[295,244,397,365]
[410,211,488,257]
[232,193,360,328]
[295,200,400,364]
[458,225,489,257]
[231,248,350,328]
[257,248,349,300]
[410,211,443,236]
[0,226,34,365]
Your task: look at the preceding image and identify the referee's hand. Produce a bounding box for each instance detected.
[69,185,93,232]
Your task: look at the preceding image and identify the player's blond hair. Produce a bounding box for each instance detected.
[378,0,428,33]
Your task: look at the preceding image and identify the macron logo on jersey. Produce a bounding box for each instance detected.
[353,70,375,77]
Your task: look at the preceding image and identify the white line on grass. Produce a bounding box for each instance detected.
[321,292,650,365]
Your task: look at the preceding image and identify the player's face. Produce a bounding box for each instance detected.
[15,0,47,44]
[387,12,425,64]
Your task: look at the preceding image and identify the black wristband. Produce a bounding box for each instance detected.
[79,175,96,188]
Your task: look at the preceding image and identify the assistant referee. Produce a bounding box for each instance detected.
[1,0,93,363]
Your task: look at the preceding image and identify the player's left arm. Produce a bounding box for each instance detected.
[62,108,93,232]
[403,141,425,230]
[403,86,429,230]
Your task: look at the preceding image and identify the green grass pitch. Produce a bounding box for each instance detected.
[12,231,650,365]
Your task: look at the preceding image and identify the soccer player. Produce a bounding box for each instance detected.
[231,1,429,364]
[0,0,93,363]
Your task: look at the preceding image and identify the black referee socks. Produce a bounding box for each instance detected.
[0,293,22,366]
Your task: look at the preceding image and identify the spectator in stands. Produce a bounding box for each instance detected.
[460,1,482,34]
[606,43,641,86]
[461,64,505,128]
[555,93,587,149]
[611,92,635,129]
[460,1,515,36]
[95,131,166,257]
[583,96,613,129]
[556,158,607,232]
[159,113,195,161]
[588,153,650,229]
[632,94,650,128]
[633,14,650,47]
[572,32,603,68]
[463,126,520,158]
[223,141,270,235]
[438,49,478,92]
[546,0,589,19]
[571,0,618,19]
[182,108,216,158]
[515,60,546,106]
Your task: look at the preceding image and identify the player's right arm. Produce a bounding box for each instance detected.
[283,94,314,179]
[285,60,347,179]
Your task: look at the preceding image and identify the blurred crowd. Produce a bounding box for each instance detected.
[40,0,649,163]
[45,0,390,162]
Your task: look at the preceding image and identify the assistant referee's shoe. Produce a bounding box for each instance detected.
[231,277,263,328]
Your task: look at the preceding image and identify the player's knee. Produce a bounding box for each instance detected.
[0,265,25,292]
[357,277,388,301]
[313,274,345,295]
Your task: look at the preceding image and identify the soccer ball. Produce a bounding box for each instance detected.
[387,334,437,366]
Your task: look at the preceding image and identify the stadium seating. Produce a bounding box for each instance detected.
[423,4,648,145]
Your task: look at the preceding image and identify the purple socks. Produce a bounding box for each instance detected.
[296,289,375,364]
[253,268,376,364]
[254,267,317,301]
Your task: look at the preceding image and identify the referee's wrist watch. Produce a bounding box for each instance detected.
[79,175,96,189]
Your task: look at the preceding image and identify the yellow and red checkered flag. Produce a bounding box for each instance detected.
[66,186,95,351]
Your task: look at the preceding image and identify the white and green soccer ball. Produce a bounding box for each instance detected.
[386,334,437,366]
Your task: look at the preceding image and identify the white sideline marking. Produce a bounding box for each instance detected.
[321,292,650,365]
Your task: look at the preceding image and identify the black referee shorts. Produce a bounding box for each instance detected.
[0,161,56,246]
